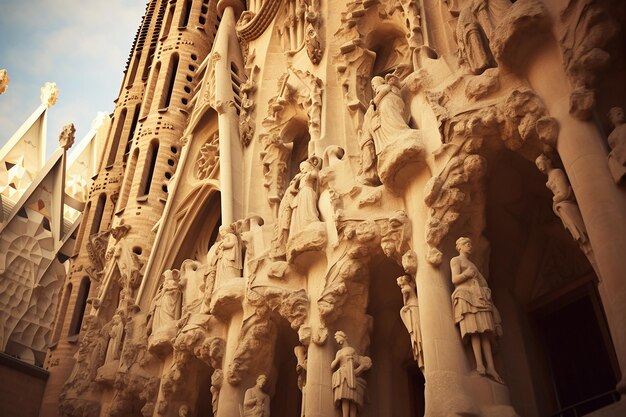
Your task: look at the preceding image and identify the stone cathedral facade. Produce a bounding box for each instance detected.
[35,0,626,417]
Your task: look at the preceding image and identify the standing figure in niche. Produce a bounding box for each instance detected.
[288,157,321,239]
[608,107,626,184]
[450,237,503,383]
[242,374,270,417]
[147,269,182,347]
[535,154,595,262]
[270,178,298,259]
[397,274,424,369]
[215,225,242,284]
[456,0,510,75]
[331,331,372,417]
[105,313,124,363]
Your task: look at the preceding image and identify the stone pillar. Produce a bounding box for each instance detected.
[303,340,336,417]
[527,39,626,396]
[216,311,245,417]
[214,0,245,226]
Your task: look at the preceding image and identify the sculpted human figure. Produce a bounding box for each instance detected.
[289,158,321,238]
[359,74,424,186]
[270,178,298,259]
[147,269,182,348]
[105,314,124,363]
[608,107,626,184]
[242,374,271,417]
[535,155,594,260]
[450,237,503,383]
[456,0,510,74]
[215,225,243,284]
[331,331,372,417]
[397,275,424,369]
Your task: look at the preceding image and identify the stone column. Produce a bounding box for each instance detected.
[215,0,245,225]
[216,311,245,417]
[303,340,336,417]
[526,39,626,396]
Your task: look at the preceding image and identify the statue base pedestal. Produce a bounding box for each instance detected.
[287,222,327,262]
[463,373,520,417]
[378,138,425,190]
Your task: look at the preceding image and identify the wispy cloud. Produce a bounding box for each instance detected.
[0,0,146,155]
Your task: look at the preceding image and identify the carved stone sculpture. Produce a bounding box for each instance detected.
[608,107,626,184]
[59,123,76,150]
[210,369,223,415]
[535,155,595,262]
[456,0,510,75]
[271,156,326,261]
[450,237,503,383]
[94,224,143,310]
[397,275,424,369]
[331,331,372,417]
[40,81,59,107]
[242,374,270,417]
[104,314,124,364]
[359,74,424,187]
[0,69,8,95]
[215,224,243,284]
[147,269,182,354]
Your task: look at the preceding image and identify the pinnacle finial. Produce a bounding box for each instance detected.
[40,82,59,107]
[59,123,76,150]
[0,69,8,95]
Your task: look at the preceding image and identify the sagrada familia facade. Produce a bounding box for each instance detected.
[1,0,626,416]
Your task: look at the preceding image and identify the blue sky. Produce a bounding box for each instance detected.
[0,0,147,156]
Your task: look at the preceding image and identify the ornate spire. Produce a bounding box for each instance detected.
[40,82,59,107]
[0,69,8,95]
[59,123,76,150]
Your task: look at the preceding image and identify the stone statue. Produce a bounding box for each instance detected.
[456,0,510,75]
[331,331,372,417]
[215,225,243,284]
[211,369,223,415]
[270,178,298,259]
[359,74,424,187]
[450,237,503,383]
[289,158,321,238]
[397,275,424,369]
[535,155,594,261]
[105,314,124,364]
[608,107,626,184]
[242,374,270,417]
[147,269,182,351]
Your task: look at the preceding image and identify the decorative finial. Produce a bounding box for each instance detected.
[40,82,59,107]
[59,123,76,150]
[0,69,8,95]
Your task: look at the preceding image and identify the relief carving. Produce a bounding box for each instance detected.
[240,65,260,147]
[608,107,626,185]
[195,132,220,180]
[424,144,486,266]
